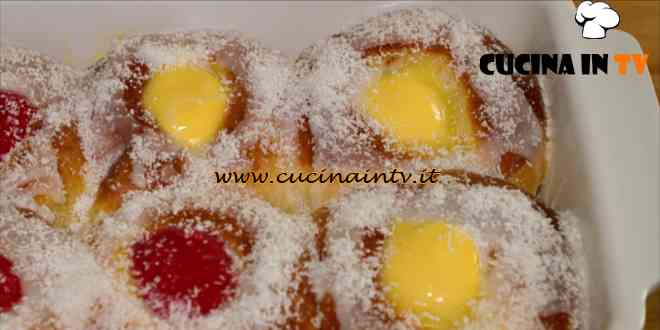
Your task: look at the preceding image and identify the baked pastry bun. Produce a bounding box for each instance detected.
[296,8,548,199]
[0,9,589,330]
[311,171,587,330]
[0,47,92,230]
[92,183,316,328]
[85,31,308,217]
[0,47,79,158]
[0,204,154,329]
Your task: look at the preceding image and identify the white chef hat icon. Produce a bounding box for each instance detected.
[575,1,620,39]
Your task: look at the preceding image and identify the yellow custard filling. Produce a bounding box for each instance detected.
[142,64,230,149]
[362,51,476,154]
[380,220,481,329]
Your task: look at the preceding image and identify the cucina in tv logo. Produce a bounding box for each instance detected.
[479,1,649,77]
[479,53,649,76]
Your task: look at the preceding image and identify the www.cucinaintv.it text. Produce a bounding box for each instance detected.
[214,169,450,184]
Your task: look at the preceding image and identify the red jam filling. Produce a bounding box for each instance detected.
[0,254,23,313]
[0,91,38,158]
[131,226,237,318]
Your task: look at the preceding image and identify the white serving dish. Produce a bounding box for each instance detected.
[1,1,658,329]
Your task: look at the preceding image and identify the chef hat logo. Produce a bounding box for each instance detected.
[575,1,620,39]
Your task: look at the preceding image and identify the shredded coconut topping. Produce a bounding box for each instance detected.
[312,176,588,329]
[0,205,155,329]
[295,8,546,177]
[0,8,587,330]
[91,183,314,329]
